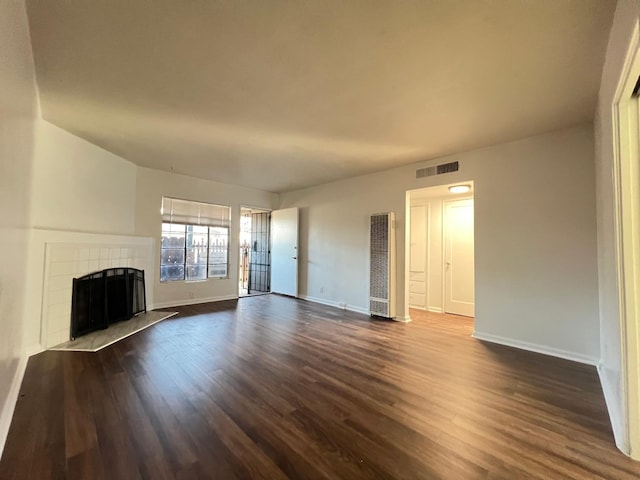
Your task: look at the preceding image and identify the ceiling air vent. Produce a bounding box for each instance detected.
[416,161,459,179]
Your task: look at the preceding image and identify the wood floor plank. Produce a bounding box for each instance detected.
[1,295,640,479]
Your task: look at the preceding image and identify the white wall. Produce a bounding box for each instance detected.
[21,121,142,352]
[135,167,278,308]
[594,0,640,456]
[280,124,600,364]
[0,0,38,457]
[30,120,137,235]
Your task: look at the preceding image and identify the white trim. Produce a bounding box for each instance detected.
[0,354,29,460]
[472,331,598,366]
[426,203,431,311]
[611,19,640,458]
[151,294,238,310]
[409,305,427,311]
[299,295,370,315]
[25,344,44,357]
[598,363,631,455]
[40,244,52,349]
[394,315,412,323]
[404,192,411,322]
[427,306,443,314]
[440,200,447,311]
[239,204,272,214]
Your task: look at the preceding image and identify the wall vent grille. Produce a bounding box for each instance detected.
[369,213,396,318]
[370,214,389,300]
[416,161,459,179]
[369,299,389,317]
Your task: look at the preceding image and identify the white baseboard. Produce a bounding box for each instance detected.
[151,294,239,310]
[394,315,412,323]
[597,363,630,455]
[472,331,599,366]
[0,354,29,460]
[299,295,370,315]
[428,307,443,313]
[25,344,44,357]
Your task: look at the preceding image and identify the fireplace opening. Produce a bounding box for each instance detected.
[71,268,146,339]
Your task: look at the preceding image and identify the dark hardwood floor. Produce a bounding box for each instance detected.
[1,295,639,479]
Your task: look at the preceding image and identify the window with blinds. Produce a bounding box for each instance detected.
[160,197,231,282]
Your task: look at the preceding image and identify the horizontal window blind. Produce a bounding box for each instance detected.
[161,197,230,227]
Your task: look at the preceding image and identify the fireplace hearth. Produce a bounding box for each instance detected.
[71,268,146,339]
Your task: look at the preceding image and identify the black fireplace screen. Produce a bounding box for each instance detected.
[71,268,146,339]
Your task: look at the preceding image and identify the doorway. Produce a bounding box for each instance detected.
[611,26,640,458]
[406,183,475,321]
[239,207,271,297]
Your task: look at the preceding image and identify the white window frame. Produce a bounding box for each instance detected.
[160,197,231,283]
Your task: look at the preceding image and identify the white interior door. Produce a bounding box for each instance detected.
[270,207,299,297]
[444,199,474,317]
[409,205,427,309]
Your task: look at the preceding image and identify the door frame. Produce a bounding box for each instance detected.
[404,184,475,320]
[238,205,272,297]
[611,21,640,459]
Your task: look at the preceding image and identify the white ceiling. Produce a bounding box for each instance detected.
[26,0,615,193]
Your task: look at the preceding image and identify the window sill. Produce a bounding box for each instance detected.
[160,277,230,284]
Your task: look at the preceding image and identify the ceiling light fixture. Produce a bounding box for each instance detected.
[449,185,471,194]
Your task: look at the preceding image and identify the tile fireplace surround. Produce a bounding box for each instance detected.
[27,230,155,349]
